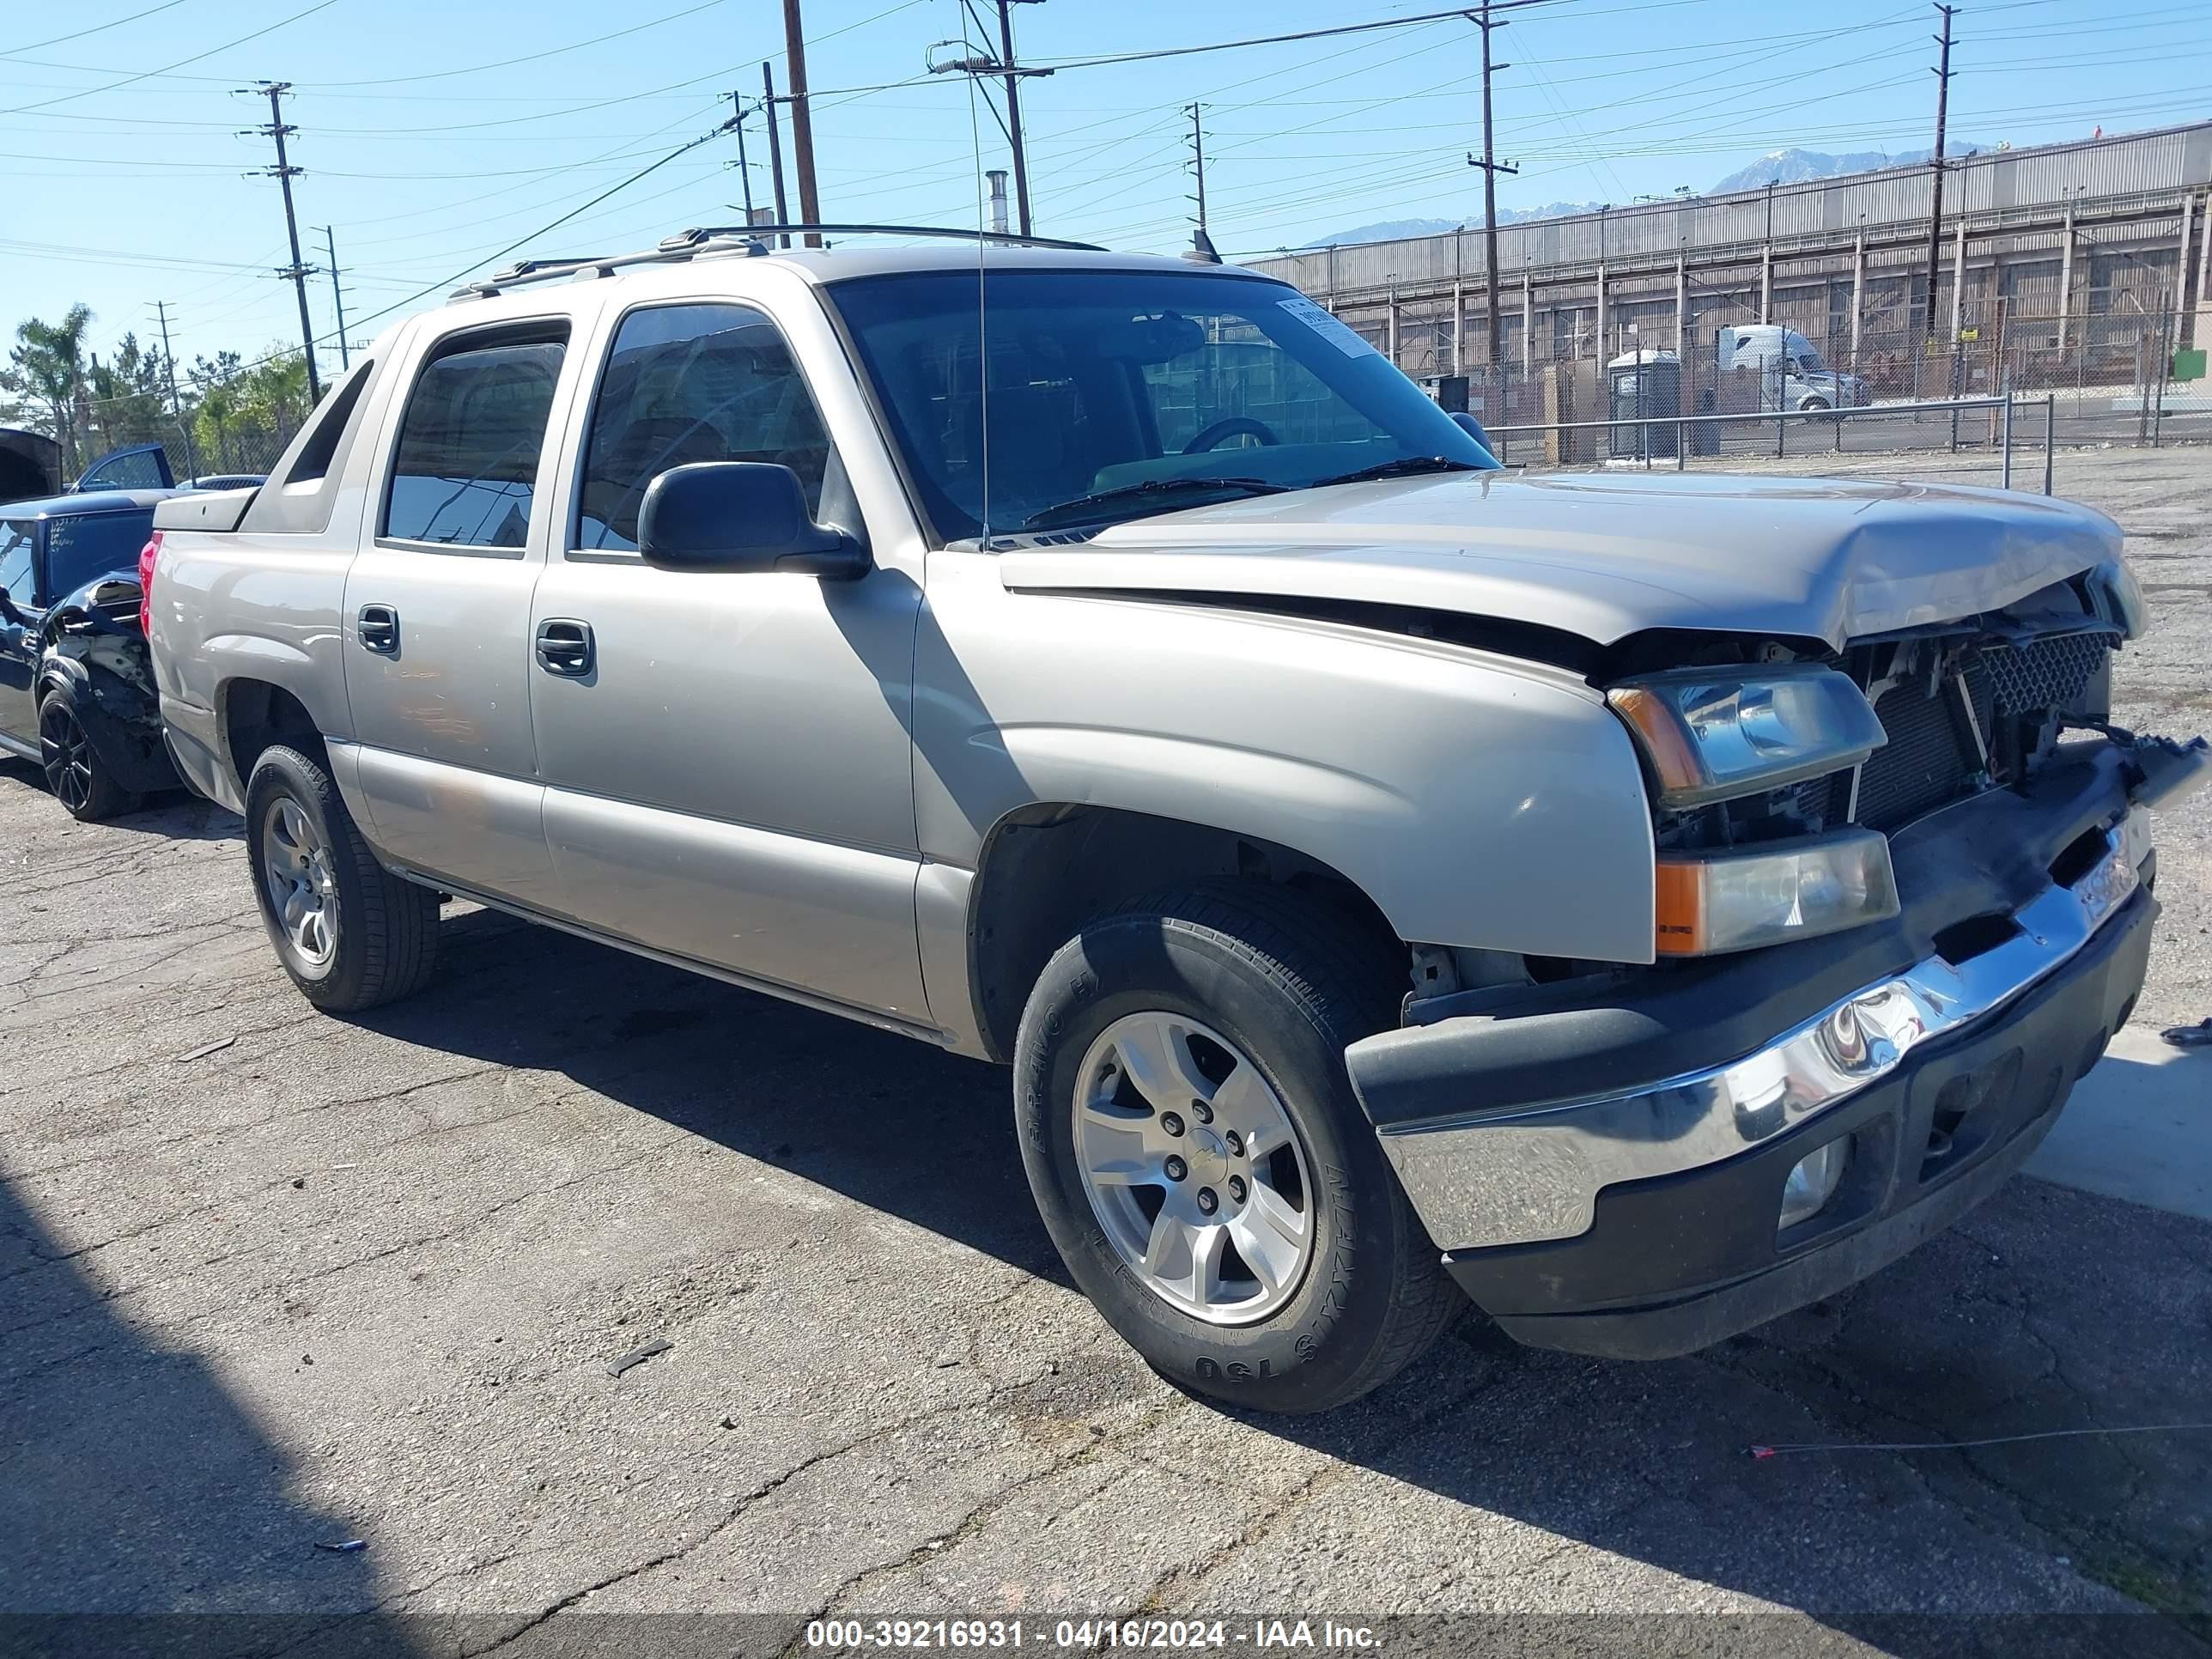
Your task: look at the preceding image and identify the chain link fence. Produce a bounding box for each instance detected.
[1432,301,2205,476]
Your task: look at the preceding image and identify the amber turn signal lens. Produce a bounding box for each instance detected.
[1655,830,1899,956]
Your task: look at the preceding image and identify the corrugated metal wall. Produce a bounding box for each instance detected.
[1250,121,2212,299]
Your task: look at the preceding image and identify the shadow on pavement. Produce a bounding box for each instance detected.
[0,758,239,843]
[323,910,2212,1656]
[0,1170,408,1657]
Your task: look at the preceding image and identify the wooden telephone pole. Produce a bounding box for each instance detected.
[1468,4,1520,374]
[246,81,321,401]
[1923,3,1957,339]
[781,0,823,246]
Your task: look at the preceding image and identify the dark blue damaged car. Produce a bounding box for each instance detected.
[0,488,183,820]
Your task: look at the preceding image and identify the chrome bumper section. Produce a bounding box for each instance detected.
[1379,808,2151,1250]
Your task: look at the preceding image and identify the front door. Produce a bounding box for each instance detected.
[339,319,577,910]
[73,442,173,493]
[0,517,38,746]
[526,299,927,1024]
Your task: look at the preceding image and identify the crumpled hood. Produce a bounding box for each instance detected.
[995,471,2123,650]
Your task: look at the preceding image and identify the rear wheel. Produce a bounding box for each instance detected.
[39,691,138,822]
[244,743,439,1012]
[1014,883,1460,1414]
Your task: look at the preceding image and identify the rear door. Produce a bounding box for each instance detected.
[0,517,37,744]
[339,316,581,909]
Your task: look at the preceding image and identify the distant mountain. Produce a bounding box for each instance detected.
[1303,141,1990,249]
[1705,143,1983,193]
[1301,200,1607,249]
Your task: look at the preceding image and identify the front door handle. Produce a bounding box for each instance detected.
[535,618,594,677]
[357,604,400,656]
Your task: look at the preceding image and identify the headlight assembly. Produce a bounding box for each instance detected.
[1608,665,1887,807]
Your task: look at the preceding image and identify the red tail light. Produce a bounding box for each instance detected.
[137,531,163,638]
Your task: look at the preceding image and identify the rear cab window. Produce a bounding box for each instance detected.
[383,325,568,550]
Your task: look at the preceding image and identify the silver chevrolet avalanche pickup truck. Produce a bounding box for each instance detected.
[149,233,2208,1413]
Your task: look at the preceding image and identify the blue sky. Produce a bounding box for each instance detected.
[3,0,2206,375]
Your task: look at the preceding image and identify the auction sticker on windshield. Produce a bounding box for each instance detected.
[1278,294,1377,360]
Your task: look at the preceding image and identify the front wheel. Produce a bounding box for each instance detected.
[1014,883,1460,1414]
[244,743,439,1012]
[39,690,139,822]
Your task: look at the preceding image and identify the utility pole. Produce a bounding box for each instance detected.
[150,301,198,477]
[1185,102,1211,254]
[245,81,321,401]
[994,0,1037,238]
[762,62,792,247]
[1923,3,1957,341]
[729,91,757,224]
[321,226,349,371]
[780,0,823,246]
[1467,3,1519,375]
[151,302,185,425]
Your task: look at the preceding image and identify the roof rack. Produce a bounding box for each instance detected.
[448,222,1107,301]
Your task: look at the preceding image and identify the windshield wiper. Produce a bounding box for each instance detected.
[1021,476,1288,531]
[1310,455,1483,490]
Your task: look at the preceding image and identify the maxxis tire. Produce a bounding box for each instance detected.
[1014,881,1461,1415]
[38,689,139,823]
[243,743,439,1012]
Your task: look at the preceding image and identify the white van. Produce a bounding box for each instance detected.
[1719,325,1867,413]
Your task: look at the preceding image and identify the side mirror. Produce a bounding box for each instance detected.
[0,588,21,627]
[1449,410,1496,455]
[637,461,868,580]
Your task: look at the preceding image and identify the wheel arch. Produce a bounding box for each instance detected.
[220,678,331,794]
[963,802,1405,1063]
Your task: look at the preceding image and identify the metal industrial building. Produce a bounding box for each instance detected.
[1246,120,2212,400]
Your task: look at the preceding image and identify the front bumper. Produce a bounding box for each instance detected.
[1350,742,2180,1358]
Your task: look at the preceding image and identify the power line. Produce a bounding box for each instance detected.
[1028,3,1551,72]
[0,0,191,57]
[0,0,339,118]
[329,112,739,342]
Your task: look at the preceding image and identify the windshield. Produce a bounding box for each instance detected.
[1792,349,1827,374]
[46,509,155,599]
[829,268,1496,541]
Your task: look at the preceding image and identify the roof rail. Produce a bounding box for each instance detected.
[448,222,1108,301]
[660,222,1105,252]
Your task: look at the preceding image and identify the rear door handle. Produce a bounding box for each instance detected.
[356,604,399,655]
[535,618,594,677]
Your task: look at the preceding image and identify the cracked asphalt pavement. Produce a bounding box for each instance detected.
[2,447,2209,1659]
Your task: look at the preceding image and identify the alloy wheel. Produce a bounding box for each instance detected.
[1073,1011,1316,1325]
[38,702,94,814]
[261,796,339,967]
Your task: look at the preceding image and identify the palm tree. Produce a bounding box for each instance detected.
[3,305,94,477]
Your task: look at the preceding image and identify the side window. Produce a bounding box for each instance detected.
[575,302,831,554]
[384,331,566,549]
[45,511,156,600]
[0,521,32,600]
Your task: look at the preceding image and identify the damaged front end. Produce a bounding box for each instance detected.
[1349,563,2206,1360]
[40,576,180,796]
